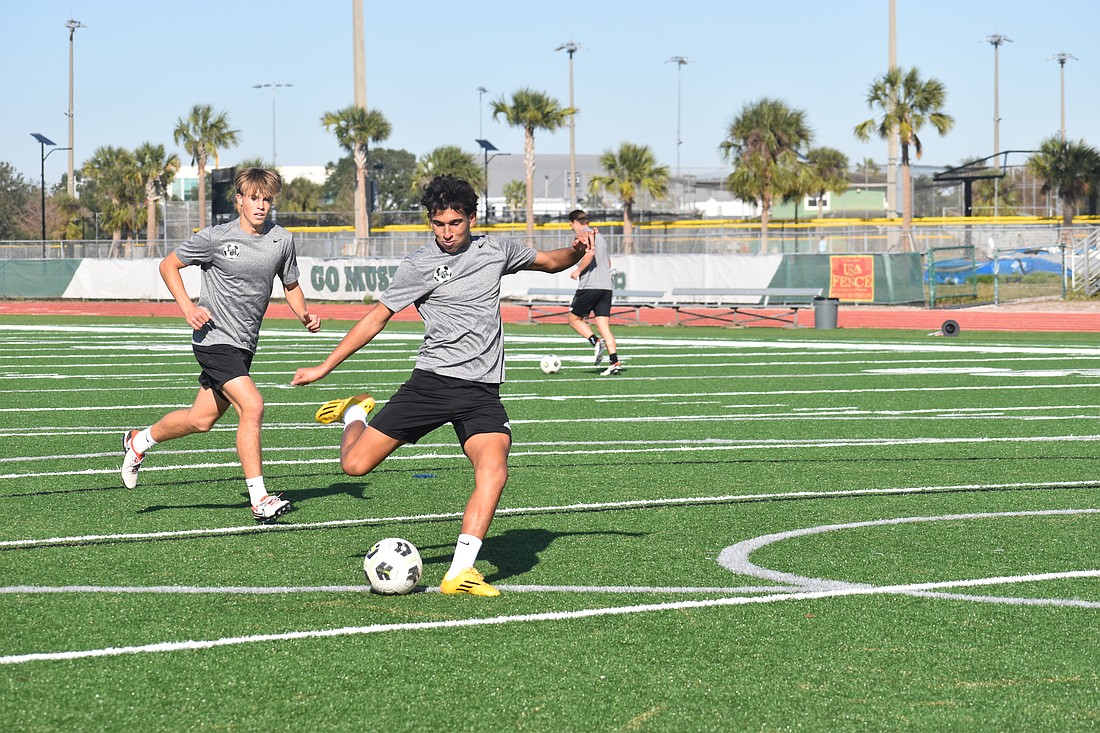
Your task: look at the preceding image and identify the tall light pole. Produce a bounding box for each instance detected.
[985,33,1011,217]
[666,56,689,180]
[65,19,85,198]
[555,41,579,209]
[252,82,291,167]
[984,34,1012,157]
[477,86,489,139]
[31,133,70,256]
[667,56,689,210]
[475,139,510,225]
[886,0,897,221]
[1050,52,1077,141]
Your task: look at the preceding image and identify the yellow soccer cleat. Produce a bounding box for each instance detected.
[440,567,500,597]
[314,393,376,424]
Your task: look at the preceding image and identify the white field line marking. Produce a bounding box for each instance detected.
[1,428,1093,465]
[4,479,1098,549]
[5,434,1100,481]
[719,508,1100,589]
[4,570,1099,666]
[7,323,1100,356]
[0,584,791,596]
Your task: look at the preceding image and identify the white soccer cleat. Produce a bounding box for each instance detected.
[252,494,291,524]
[600,362,623,376]
[593,338,606,366]
[121,429,144,489]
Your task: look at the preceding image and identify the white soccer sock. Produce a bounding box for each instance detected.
[246,476,268,506]
[444,534,482,580]
[343,404,368,426]
[132,428,157,454]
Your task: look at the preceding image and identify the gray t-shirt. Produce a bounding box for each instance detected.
[380,234,538,383]
[576,231,613,290]
[174,218,300,353]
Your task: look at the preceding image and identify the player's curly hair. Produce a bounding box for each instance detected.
[420,175,479,217]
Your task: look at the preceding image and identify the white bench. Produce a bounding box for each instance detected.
[519,288,667,324]
[668,287,823,327]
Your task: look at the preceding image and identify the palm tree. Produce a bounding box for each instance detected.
[1027,136,1100,228]
[854,67,954,248]
[322,105,391,254]
[720,98,813,251]
[280,177,325,214]
[133,143,180,256]
[502,180,525,222]
[413,146,484,195]
[856,157,880,184]
[805,147,850,219]
[82,146,139,256]
[173,104,240,230]
[588,143,669,254]
[491,88,574,239]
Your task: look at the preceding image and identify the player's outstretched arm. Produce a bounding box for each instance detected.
[528,228,592,273]
[291,302,394,386]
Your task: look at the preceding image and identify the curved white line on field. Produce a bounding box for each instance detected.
[4,570,1099,666]
[717,508,1100,605]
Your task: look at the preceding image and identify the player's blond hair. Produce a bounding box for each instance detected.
[234,167,283,199]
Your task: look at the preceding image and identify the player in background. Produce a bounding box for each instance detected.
[566,209,622,375]
[121,167,321,523]
[291,174,592,596]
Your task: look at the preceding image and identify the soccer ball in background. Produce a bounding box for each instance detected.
[363,537,423,595]
[540,354,562,374]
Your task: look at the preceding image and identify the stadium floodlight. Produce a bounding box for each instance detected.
[555,42,580,208]
[31,133,70,255]
[65,19,85,198]
[253,82,292,168]
[1049,52,1078,141]
[666,56,689,208]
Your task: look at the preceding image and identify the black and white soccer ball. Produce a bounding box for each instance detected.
[540,354,562,374]
[363,537,423,595]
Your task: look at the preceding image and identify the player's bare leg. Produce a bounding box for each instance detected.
[567,311,595,341]
[217,376,266,479]
[458,432,510,538]
[148,386,230,442]
[339,423,404,476]
[440,431,510,596]
[593,316,617,357]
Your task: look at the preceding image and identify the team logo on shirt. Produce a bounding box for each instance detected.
[433,265,453,283]
[223,243,241,260]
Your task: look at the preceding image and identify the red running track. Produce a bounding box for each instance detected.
[0,300,1097,333]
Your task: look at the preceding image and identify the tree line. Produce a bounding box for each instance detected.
[1,67,1098,255]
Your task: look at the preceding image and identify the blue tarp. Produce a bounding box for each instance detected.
[929,256,1066,284]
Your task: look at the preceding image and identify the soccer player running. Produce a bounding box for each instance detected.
[291,175,592,596]
[565,209,622,375]
[121,168,321,523]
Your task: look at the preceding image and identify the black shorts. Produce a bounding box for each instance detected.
[570,288,613,318]
[193,344,254,396]
[369,369,511,446]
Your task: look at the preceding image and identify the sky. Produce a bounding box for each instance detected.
[3,0,1098,188]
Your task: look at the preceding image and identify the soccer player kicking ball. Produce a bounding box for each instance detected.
[121,168,321,523]
[291,175,592,596]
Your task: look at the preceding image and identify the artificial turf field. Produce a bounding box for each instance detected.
[2,314,1099,732]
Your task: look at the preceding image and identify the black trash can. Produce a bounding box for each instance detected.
[813,296,839,330]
